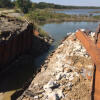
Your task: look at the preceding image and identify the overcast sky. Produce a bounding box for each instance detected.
[32,0,100,7]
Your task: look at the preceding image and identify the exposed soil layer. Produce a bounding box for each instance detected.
[0,15,28,40]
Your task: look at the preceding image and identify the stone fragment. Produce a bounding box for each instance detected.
[56,72,66,80]
[66,60,72,65]
[64,67,72,73]
[86,65,93,70]
[34,96,38,99]
[66,82,73,88]
[41,67,46,72]
[69,75,74,81]
[56,67,64,72]
[22,97,30,100]
[85,54,89,58]
[75,62,83,67]
[66,73,71,80]
[80,29,86,32]
[48,92,59,100]
[57,89,64,98]
[72,76,80,85]
[0,93,4,100]
[90,32,95,37]
[56,73,62,80]
[38,94,43,98]
[43,80,58,91]
[65,86,71,91]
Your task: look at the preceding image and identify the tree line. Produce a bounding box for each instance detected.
[0,0,32,13]
[0,0,100,13]
[35,2,100,9]
[0,0,14,8]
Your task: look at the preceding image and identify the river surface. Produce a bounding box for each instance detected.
[55,9,100,16]
[0,21,100,100]
[34,21,100,66]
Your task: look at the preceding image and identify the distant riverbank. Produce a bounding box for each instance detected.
[25,9,100,24]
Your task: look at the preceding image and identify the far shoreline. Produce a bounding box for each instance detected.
[38,18,100,25]
[25,8,100,24]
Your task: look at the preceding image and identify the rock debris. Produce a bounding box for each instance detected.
[18,31,94,100]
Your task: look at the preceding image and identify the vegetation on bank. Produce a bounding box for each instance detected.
[89,11,100,13]
[15,0,32,13]
[0,0,14,8]
[25,9,74,23]
[25,9,100,23]
[33,22,49,37]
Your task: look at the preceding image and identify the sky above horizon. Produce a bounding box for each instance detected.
[32,0,100,7]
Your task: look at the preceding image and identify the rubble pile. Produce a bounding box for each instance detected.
[18,32,94,100]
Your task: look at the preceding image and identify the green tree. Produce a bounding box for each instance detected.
[15,0,32,13]
[31,3,37,10]
[0,0,13,8]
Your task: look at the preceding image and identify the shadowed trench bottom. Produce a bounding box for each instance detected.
[0,54,35,100]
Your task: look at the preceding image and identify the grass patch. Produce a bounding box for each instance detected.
[14,9,21,13]
[33,22,49,37]
[25,9,100,23]
[93,15,100,20]
[25,9,73,23]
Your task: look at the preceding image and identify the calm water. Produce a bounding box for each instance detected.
[34,21,100,66]
[55,9,100,16]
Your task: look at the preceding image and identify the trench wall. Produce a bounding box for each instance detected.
[0,24,33,71]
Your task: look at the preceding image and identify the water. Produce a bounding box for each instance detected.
[34,21,100,66]
[55,9,100,16]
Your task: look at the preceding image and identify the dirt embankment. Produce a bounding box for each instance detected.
[0,15,28,40]
[0,15,53,100]
[0,15,53,73]
[18,32,94,100]
[0,15,34,72]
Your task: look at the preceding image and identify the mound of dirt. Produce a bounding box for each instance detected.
[18,33,94,100]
